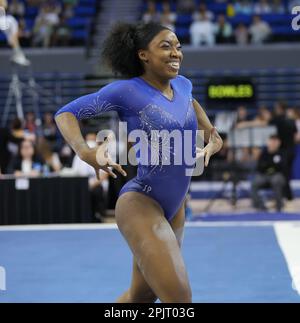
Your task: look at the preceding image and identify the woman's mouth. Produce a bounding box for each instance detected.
[167,61,180,71]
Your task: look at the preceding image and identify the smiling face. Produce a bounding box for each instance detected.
[138,29,183,80]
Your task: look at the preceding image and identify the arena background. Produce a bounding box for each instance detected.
[0,0,300,303]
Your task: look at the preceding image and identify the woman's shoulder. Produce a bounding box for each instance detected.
[173,75,193,91]
[98,78,139,94]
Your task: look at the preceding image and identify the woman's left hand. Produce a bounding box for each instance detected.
[196,127,223,167]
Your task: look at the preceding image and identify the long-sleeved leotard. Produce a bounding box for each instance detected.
[55,75,198,221]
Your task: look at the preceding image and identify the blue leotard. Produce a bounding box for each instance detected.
[55,75,198,221]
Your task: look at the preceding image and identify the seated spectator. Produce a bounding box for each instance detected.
[11,139,43,177]
[71,132,109,222]
[58,142,74,168]
[42,112,58,149]
[271,0,286,13]
[32,2,59,47]
[249,15,272,44]
[254,0,272,15]
[215,14,233,44]
[51,14,71,46]
[18,18,32,47]
[62,3,75,19]
[176,0,195,14]
[235,105,251,126]
[160,1,177,32]
[234,0,253,15]
[190,14,215,46]
[236,105,272,128]
[8,0,25,19]
[234,22,249,45]
[24,111,37,134]
[7,117,36,160]
[63,0,78,5]
[192,3,214,22]
[251,135,286,211]
[37,137,62,173]
[142,0,160,24]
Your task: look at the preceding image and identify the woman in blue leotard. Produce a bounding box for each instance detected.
[55,22,223,303]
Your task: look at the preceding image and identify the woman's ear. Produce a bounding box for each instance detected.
[138,50,149,63]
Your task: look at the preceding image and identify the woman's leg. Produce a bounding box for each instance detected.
[116,202,185,303]
[115,192,190,303]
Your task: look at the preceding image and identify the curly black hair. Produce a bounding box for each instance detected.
[101,22,169,78]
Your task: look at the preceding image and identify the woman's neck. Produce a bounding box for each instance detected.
[140,73,171,93]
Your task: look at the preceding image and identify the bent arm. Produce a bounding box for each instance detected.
[55,112,89,159]
[192,98,214,143]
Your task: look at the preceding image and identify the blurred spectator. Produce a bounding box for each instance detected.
[8,0,25,19]
[234,0,253,15]
[227,2,236,17]
[142,0,160,24]
[24,111,37,134]
[48,0,62,15]
[176,0,195,14]
[215,14,233,44]
[271,0,286,13]
[190,14,215,46]
[236,105,272,128]
[37,137,62,173]
[63,0,78,4]
[254,0,272,14]
[8,117,36,160]
[249,15,272,44]
[192,3,214,22]
[160,1,177,31]
[51,14,71,46]
[18,18,32,47]
[234,22,249,45]
[292,107,300,144]
[251,135,286,211]
[42,112,58,149]
[271,101,297,199]
[0,126,24,174]
[62,3,75,19]
[32,2,59,47]
[71,132,109,222]
[235,105,251,126]
[11,139,43,177]
[58,142,74,167]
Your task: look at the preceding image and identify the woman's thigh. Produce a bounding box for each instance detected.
[115,192,190,303]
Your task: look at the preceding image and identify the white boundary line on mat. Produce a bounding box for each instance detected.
[274,222,300,295]
[1,221,299,231]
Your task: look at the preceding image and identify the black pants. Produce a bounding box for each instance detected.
[251,173,286,211]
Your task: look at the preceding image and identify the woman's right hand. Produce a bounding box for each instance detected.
[80,135,127,180]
